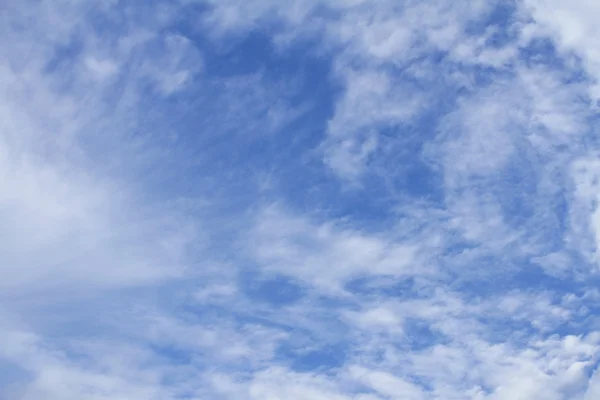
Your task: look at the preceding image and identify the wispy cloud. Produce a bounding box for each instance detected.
[3,0,600,399]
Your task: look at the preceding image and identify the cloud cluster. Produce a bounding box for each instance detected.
[3,0,600,399]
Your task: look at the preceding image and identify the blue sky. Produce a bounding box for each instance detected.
[3,0,600,399]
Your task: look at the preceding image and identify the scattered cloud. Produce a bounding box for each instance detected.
[3,0,600,399]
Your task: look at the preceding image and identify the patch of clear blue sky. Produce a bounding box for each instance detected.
[239,271,307,307]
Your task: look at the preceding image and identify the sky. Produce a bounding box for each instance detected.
[3,0,600,399]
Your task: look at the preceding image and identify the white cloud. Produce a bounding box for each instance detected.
[84,56,119,80]
[566,156,600,268]
[5,0,600,399]
[349,366,426,400]
[323,69,425,180]
[248,205,423,290]
[137,33,202,95]
[522,0,600,99]
[0,0,206,298]
[0,3,204,393]
[584,365,600,400]
[247,367,357,400]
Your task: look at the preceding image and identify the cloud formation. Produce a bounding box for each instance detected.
[2,0,600,399]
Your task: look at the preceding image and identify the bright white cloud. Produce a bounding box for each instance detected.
[522,0,600,99]
[248,205,423,290]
